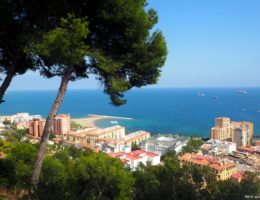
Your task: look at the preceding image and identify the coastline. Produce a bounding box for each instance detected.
[2,88,260,135]
[71,114,133,128]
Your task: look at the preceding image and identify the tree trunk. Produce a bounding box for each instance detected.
[29,68,73,198]
[0,67,16,103]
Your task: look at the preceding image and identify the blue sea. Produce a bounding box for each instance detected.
[1,88,260,137]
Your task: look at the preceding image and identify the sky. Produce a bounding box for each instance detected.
[7,0,260,90]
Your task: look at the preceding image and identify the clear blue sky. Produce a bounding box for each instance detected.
[8,0,260,90]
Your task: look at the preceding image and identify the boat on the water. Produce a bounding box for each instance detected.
[236,90,247,94]
[110,120,118,124]
[197,93,205,96]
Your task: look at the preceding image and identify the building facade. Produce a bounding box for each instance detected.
[29,114,70,138]
[211,117,233,141]
[179,153,237,181]
[141,136,189,156]
[66,126,126,146]
[211,117,254,147]
[108,150,160,170]
[52,114,70,135]
[200,139,237,155]
[123,131,150,146]
[29,118,45,138]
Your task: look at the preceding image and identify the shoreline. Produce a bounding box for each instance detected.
[88,114,134,120]
[71,114,133,128]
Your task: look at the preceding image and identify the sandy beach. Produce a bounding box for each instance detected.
[71,114,133,128]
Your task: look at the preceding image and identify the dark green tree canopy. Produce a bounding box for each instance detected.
[73,0,167,105]
[28,14,90,81]
[1,0,167,105]
[0,0,35,74]
[0,0,38,102]
[20,0,167,106]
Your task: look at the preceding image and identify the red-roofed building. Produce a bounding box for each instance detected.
[231,171,245,183]
[179,153,237,181]
[238,146,260,155]
[108,150,160,170]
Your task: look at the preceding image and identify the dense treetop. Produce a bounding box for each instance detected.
[0,131,259,200]
[0,0,167,105]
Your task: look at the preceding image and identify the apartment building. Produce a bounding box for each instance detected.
[179,153,237,181]
[200,139,237,155]
[29,114,70,138]
[66,125,126,146]
[28,118,46,138]
[211,117,254,147]
[52,114,71,135]
[141,136,189,156]
[123,131,150,146]
[108,150,160,170]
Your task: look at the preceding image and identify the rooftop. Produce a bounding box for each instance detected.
[231,171,245,180]
[179,153,235,171]
[109,150,159,161]
[124,131,150,142]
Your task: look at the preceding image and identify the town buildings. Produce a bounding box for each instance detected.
[231,171,245,183]
[65,126,150,152]
[211,117,254,147]
[65,125,126,146]
[238,145,260,155]
[233,127,250,147]
[141,135,189,156]
[211,117,233,141]
[0,113,43,130]
[200,139,237,155]
[178,153,237,181]
[108,150,160,170]
[52,114,71,135]
[29,114,70,137]
[0,113,30,123]
[123,131,150,146]
[200,140,259,173]
[0,122,5,132]
[29,118,46,138]
[97,139,131,153]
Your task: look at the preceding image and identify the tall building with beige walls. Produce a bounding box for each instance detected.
[232,121,253,146]
[211,117,254,147]
[211,117,233,141]
[233,127,248,147]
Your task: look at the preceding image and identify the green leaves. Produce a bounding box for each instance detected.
[28,14,90,79]
[37,156,68,200]
[73,154,134,199]
[7,143,37,165]
[181,138,203,154]
[0,141,259,200]
[2,0,168,106]
[1,143,37,189]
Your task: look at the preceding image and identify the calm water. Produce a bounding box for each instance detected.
[1,88,260,137]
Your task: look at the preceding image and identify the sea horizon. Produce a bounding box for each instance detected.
[7,86,260,92]
[1,87,260,137]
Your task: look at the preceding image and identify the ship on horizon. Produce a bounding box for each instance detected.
[236,89,247,94]
[197,93,205,96]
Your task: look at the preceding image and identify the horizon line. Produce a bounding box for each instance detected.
[7,86,260,92]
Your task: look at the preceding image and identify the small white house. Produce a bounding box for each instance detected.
[108,150,160,170]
